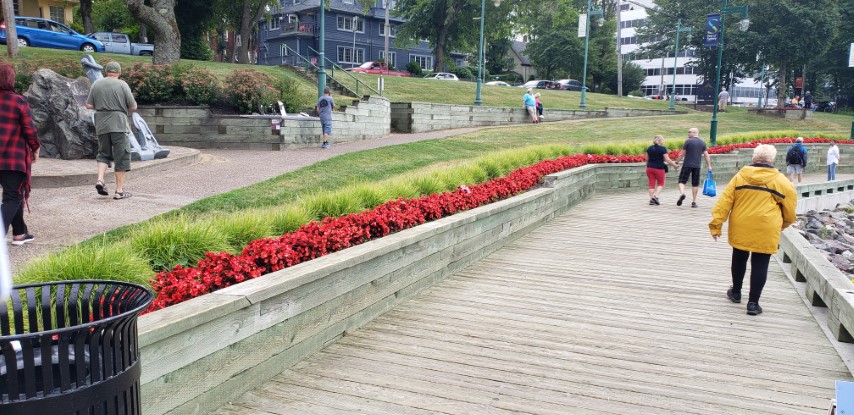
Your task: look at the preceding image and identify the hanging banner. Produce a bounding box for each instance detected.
[704,13,721,47]
[578,14,587,38]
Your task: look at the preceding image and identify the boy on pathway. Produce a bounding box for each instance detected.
[316,88,335,149]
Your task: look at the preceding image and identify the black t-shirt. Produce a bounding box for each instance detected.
[646,144,667,169]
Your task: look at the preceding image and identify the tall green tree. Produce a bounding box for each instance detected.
[395,0,513,71]
[176,0,216,60]
[740,0,840,104]
[519,1,583,79]
[79,0,94,34]
[814,0,854,105]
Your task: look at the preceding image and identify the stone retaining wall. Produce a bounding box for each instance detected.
[136,149,854,414]
[389,102,681,133]
[137,96,390,150]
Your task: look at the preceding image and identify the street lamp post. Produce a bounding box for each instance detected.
[579,0,603,109]
[757,63,766,109]
[474,0,501,106]
[317,0,326,98]
[668,19,692,112]
[709,0,749,147]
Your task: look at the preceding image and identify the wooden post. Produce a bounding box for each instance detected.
[2,0,17,57]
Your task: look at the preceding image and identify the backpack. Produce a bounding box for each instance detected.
[786,146,804,165]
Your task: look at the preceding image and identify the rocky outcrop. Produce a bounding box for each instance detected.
[25,69,97,160]
[795,203,854,277]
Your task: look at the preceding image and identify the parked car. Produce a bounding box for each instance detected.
[552,79,588,91]
[345,61,410,77]
[519,80,554,89]
[0,17,104,52]
[88,32,153,56]
[426,72,459,81]
[485,81,511,87]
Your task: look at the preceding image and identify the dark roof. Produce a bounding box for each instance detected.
[511,41,532,66]
[272,0,405,23]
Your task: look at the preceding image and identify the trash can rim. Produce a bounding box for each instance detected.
[0,280,153,342]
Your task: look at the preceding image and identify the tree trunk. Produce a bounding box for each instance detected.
[777,62,787,108]
[2,0,17,57]
[139,24,148,43]
[236,0,268,64]
[124,0,180,64]
[80,0,94,34]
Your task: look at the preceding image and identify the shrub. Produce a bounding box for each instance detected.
[405,61,423,76]
[181,36,214,61]
[273,77,313,113]
[181,67,221,105]
[123,62,177,103]
[16,241,152,287]
[129,217,230,272]
[225,68,277,113]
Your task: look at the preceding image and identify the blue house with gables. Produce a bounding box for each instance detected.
[257,0,465,71]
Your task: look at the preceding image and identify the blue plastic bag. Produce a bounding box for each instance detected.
[702,170,716,197]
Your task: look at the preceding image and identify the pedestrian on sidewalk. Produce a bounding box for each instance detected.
[709,144,796,316]
[785,137,808,183]
[827,139,840,181]
[316,87,335,149]
[85,61,137,200]
[0,64,40,245]
[718,87,729,112]
[675,128,712,208]
[645,135,679,205]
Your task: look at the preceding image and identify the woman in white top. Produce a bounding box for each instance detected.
[827,140,841,181]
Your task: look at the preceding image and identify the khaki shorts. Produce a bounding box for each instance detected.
[96,132,131,171]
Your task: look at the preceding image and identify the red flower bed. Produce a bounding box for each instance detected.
[147,137,850,311]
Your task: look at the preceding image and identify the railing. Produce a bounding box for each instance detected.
[306,46,381,97]
[282,22,314,35]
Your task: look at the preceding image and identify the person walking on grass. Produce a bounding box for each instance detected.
[85,62,137,200]
[827,139,840,181]
[785,137,808,183]
[709,144,796,316]
[718,87,729,112]
[316,87,335,149]
[676,128,712,208]
[0,64,39,245]
[645,135,680,205]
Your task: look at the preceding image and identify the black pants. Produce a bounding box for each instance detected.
[0,171,27,236]
[731,247,770,304]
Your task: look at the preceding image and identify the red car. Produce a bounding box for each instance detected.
[345,61,410,77]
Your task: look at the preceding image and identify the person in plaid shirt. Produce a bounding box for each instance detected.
[0,63,39,245]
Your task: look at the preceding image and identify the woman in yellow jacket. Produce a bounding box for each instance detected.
[709,144,797,316]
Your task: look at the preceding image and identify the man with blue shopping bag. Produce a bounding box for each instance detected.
[676,128,713,208]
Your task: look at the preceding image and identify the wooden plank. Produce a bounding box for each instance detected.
[211,190,852,415]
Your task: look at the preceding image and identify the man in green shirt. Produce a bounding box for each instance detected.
[85,62,137,200]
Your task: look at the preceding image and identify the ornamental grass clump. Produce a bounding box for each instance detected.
[130,216,230,272]
[16,241,151,287]
[210,210,273,253]
[267,205,313,235]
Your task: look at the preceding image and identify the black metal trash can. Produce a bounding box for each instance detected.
[0,280,153,415]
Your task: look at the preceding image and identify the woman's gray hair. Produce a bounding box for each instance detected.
[752,144,777,164]
[653,135,664,145]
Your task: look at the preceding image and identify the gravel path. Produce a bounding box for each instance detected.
[11,128,481,271]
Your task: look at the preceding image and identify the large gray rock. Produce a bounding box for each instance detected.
[26,69,97,160]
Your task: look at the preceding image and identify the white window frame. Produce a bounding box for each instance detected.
[409,54,433,70]
[268,17,281,31]
[379,51,396,68]
[235,34,242,47]
[342,0,355,4]
[378,23,397,37]
[49,6,64,24]
[337,16,365,32]
[281,44,290,57]
[337,46,364,65]
[288,14,298,23]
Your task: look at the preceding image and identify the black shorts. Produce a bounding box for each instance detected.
[678,167,701,187]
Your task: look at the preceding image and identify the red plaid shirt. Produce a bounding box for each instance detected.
[0,90,39,174]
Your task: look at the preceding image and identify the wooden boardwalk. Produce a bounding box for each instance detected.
[215,189,852,415]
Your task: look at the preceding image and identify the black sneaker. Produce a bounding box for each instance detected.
[727,287,741,303]
[11,233,34,246]
[649,198,656,205]
[691,202,698,208]
[652,196,660,205]
[746,302,763,315]
[677,194,686,206]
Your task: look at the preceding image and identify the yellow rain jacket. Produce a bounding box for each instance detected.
[709,165,797,254]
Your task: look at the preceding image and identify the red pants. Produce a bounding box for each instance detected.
[646,167,666,189]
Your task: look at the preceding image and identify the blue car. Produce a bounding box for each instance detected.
[0,17,104,52]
